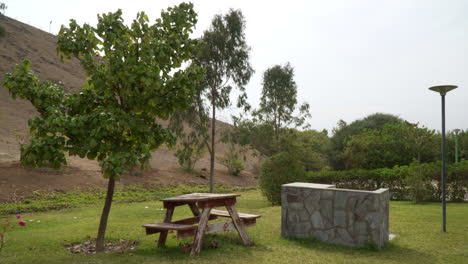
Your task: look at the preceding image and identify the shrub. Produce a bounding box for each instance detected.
[404,161,437,202]
[220,145,245,176]
[260,152,306,205]
[306,160,468,202]
[175,140,205,172]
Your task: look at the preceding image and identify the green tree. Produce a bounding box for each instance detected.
[0,2,7,37]
[447,129,468,163]
[3,4,202,252]
[342,121,438,169]
[171,9,253,192]
[330,113,402,170]
[281,129,330,171]
[255,63,310,152]
[260,152,306,205]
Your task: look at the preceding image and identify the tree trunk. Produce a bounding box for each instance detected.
[210,89,216,193]
[96,175,116,252]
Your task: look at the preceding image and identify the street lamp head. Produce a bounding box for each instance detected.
[429,85,458,95]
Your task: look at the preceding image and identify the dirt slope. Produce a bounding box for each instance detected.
[0,17,260,202]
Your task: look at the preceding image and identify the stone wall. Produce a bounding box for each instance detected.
[281,182,389,248]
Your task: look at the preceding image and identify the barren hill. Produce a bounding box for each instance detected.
[0,17,259,202]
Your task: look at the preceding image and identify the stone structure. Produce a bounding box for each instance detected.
[281,182,389,248]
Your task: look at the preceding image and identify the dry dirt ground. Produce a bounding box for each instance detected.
[0,16,260,202]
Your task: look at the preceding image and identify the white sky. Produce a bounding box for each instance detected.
[3,0,468,133]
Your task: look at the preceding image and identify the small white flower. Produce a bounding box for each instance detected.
[73,217,78,219]
[29,219,34,222]
[144,206,149,209]
[36,220,40,223]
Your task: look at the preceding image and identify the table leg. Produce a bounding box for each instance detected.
[226,205,253,246]
[188,203,200,216]
[157,206,174,248]
[190,207,212,255]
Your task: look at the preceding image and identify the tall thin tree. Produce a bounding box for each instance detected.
[171,9,253,192]
[255,63,310,152]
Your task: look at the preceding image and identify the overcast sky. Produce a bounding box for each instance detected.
[3,0,467,133]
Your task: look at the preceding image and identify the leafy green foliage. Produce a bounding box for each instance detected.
[170,8,253,191]
[230,118,276,156]
[254,63,310,152]
[329,113,402,170]
[447,129,468,163]
[0,2,6,37]
[175,139,205,172]
[260,152,307,205]
[342,121,438,169]
[403,161,436,203]
[231,118,329,171]
[3,3,203,251]
[219,144,245,176]
[4,6,202,178]
[306,160,468,202]
[280,129,330,171]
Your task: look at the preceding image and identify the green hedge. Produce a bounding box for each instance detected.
[306,160,468,202]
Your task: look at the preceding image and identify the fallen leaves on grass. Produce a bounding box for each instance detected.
[65,239,139,254]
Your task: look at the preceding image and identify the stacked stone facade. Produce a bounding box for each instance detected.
[281,183,389,248]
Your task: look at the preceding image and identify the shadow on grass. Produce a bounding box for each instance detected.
[130,233,256,260]
[236,199,272,209]
[285,237,437,263]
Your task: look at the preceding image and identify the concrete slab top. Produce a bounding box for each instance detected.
[282,182,335,189]
[282,182,389,195]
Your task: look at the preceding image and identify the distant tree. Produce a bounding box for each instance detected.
[230,118,276,156]
[3,4,202,252]
[168,86,208,172]
[171,9,253,192]
[255,63,311,152]
[0,2,7,37]
[281,129,330,171]
[342,121,438,169]
[329,113,402,170]
[0,2,6,15]
[447,129,468,163]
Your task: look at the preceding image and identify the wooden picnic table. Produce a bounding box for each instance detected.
[143,193,260,255]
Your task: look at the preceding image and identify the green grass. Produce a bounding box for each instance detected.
[0,189,467,264]
[0,185,255,215]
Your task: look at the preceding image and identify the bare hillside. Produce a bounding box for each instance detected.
[0,17,259,202]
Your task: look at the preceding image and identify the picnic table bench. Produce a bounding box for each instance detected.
[143,193,260,255]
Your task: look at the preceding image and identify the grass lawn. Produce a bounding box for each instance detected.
[0,189,467,264]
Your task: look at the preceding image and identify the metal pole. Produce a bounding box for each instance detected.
[455,132,459,163]
[441,93,446,232]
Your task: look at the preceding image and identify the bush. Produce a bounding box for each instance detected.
[220,145,245,176]
[404,161,437,202]
[259,152,306,205]
[175,140,205,172]
[305,160,468,202]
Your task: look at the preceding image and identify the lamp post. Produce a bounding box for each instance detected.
[429,85,457,232]
[453,129,460,163]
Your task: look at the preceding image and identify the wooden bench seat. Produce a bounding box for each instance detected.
[143,210,261,239]
[210,209,261,220]
[143,223,197,235]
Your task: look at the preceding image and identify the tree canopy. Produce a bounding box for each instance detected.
[329,113,403,170]
[254,63,310,151]
[170,8,253,192]
[3,3,202,251]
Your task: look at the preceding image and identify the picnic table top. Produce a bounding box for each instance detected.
[160,193,240,203]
